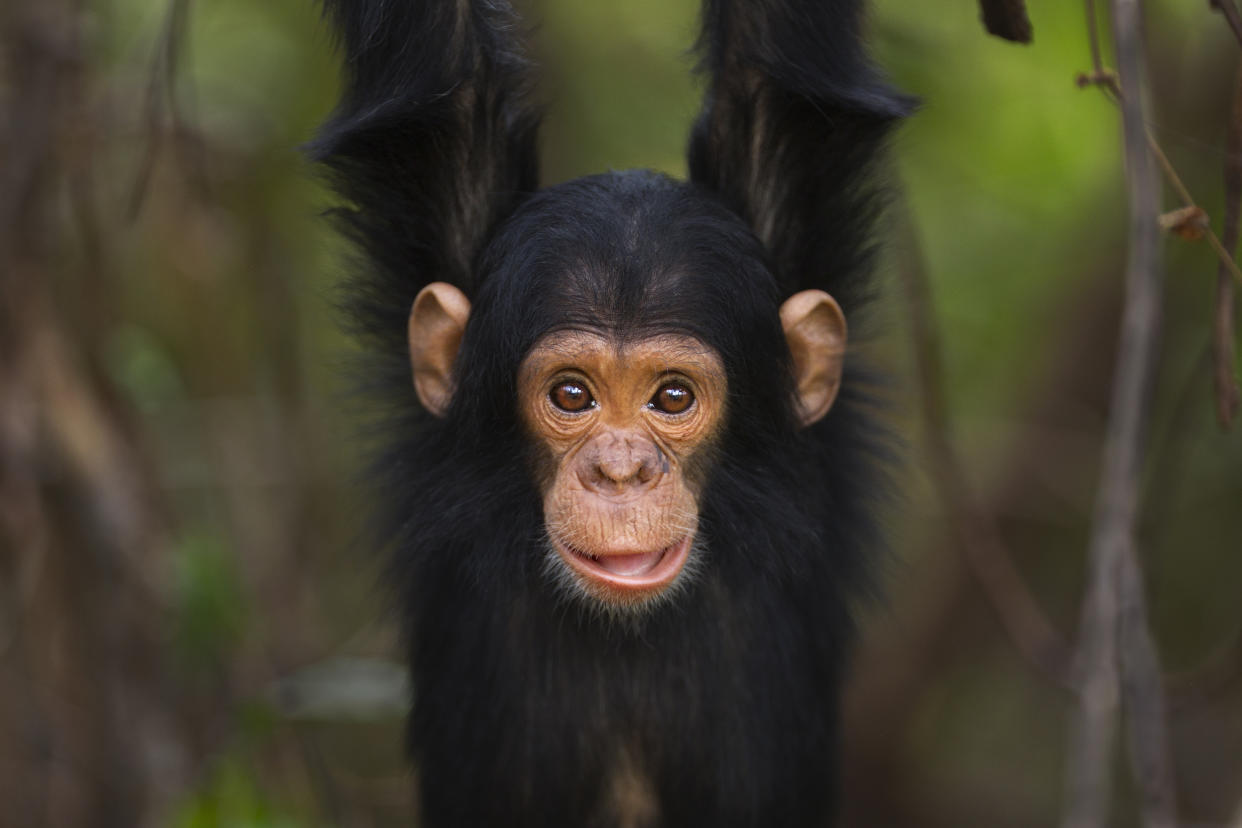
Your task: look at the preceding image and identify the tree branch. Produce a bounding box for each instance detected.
[1118,545,1178,828]
[127,0,193,219]
[1063,0,1177,826]
[1085,0,1105,75]
[1078,47,1242,297]
[1211,0,1242,48]
[1215,63,1242,430]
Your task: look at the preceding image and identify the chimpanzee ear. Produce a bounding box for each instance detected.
[408,282,472,417]
[780,290,847,427]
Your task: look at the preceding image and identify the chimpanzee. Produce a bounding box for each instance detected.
[312,0,908,825]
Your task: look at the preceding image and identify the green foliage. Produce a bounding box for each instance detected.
[106,324,187,412]
[173,757,306,828]
[171,529,249,674]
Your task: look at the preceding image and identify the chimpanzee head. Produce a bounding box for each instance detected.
[406,170,846,614]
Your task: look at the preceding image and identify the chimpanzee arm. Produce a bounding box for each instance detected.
[688,0,911,307]
[311,0,539,304]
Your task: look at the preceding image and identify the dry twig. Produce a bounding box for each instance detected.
[1078,45,1242,295]
[1118,545,1177,828]
[128,0,193,218]
[1063,0,1177,826]
[1086,0,1105,71]
[1215,65,1242,429]
[1211,0,1242,47]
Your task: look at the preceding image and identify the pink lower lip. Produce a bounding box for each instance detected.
[557,536,693,593]
[592,547,667,577]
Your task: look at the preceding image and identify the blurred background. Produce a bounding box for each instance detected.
[1,0,1240,825]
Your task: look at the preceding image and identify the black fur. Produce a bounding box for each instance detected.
[312,1,908,825]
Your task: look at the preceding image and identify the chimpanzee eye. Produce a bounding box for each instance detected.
[650,383,694,415]
[550,382,594,412]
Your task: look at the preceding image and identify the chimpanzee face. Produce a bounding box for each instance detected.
[516,330,727,610]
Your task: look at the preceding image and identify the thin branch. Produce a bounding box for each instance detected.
[1211,0,1242,48]
[1063,558,1123,828]
[1215,63,1242,429]
[1144,134,1242,289]
[1133,337,1242,708]
[1118,545,1178,828]
[896,209,1075,690]
[1085,0,1105,76]
[127,0,192,219]
[1063,0,1176,825]
[1080,71,1242,292]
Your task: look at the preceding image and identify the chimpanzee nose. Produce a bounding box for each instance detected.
[581,430,661,494]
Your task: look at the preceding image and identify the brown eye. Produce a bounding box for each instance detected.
[550,382,594,412]
[650,383,694,414]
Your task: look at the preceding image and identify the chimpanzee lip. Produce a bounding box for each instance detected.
[555,535,693,594]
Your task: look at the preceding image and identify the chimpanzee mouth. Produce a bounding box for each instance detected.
[555,535,694,593]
